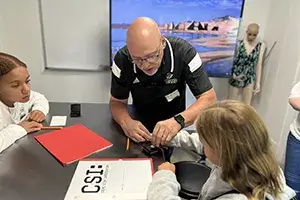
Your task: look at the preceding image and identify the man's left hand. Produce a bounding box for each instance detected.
[152,118,181,147]
[27,110,46,123]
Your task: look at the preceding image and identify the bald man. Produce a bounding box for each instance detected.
[110,17,216,147]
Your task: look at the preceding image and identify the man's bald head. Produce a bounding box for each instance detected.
[126,17,162,57]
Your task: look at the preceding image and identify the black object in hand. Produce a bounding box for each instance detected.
[139,142,159,156]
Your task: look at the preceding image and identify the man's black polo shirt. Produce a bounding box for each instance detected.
[111,36,212,131]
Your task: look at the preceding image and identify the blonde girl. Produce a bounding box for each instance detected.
[147,100,295,200]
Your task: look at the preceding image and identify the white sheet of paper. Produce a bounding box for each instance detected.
[64,159,153,200]
[50,116,67,126]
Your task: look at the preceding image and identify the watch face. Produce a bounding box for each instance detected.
[176,115,184,123]
[175,115,185,128]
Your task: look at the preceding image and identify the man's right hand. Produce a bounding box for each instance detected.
[18,121,42,133]
[121,119,152,142]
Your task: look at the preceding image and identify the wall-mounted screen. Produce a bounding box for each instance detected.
[111,0,245,77]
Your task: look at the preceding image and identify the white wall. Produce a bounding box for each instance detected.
[0,0,111,103]
[254,0,300,165]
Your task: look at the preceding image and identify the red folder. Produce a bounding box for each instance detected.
[34,124,113,166]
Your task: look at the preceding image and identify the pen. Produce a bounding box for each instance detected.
[126,137,130,151]
[41,126,63,130]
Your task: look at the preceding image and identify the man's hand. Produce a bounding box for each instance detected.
[27,110,46,122]
[152,118,181,147]
[158,162,176,174]
[121,119,152,142]
[253,83,260,95]
[18,121,42,133]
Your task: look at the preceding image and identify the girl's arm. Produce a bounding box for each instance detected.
[168,130,203,155]
[0,124,27,153]
[29,91,49,115]
[147,170,182,200]
[289,81,300,111]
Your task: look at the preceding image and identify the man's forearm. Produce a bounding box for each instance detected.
[181,89,217,127]
[109,99,132,127]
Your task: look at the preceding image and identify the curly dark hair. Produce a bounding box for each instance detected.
[0,52,27,76]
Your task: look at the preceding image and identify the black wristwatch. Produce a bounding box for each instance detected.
[174,114,185,130]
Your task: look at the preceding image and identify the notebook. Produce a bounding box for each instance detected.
[64,158,154,200]
[34,124,113,166]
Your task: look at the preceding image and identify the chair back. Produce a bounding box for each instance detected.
[175,161,211,199]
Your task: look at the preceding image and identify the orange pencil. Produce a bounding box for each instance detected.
[126,137,130,150]
[41,126,63,130]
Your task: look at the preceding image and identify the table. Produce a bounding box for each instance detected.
[0,103,163,200]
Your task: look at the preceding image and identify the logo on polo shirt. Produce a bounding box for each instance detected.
[165,72,177,84]
[165,79,177,84]
[166,72,173,79]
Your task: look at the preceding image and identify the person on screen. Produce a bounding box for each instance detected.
[147,100,296,200]
[110,17,216,147]
[0,52,49,153]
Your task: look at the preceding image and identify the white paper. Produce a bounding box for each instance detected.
[50,116,67,126]
[64,159,153,200]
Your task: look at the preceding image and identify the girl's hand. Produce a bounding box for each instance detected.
[19,121,42,133]
[27,110,45,122]
[158,162,176,174]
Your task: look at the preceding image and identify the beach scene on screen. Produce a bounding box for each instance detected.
[111,0,245,77]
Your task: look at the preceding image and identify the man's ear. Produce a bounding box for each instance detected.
[161,36,166,49]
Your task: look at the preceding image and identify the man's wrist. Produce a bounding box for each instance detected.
[120,116,132,128]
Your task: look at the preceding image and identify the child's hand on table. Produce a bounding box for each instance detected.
[19,121,42,133]
[27,110,45,122]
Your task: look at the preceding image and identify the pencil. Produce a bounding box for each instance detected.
[126,137,130,151]
[41,126,63,130]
